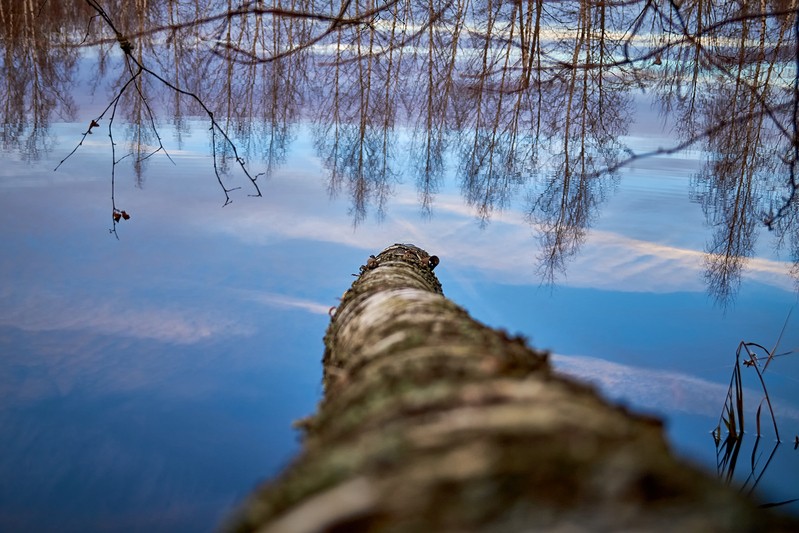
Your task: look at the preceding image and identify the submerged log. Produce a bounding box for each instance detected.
[227,243,797,532]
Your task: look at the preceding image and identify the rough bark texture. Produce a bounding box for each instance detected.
[227,243,797,532]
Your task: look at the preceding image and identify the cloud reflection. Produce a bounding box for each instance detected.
[552,353,799,423]
[245,290,331,315]
[192,172,796,295]
[0,289,251,344]
[563,230,793,293]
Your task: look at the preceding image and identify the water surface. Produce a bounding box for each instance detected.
[2,1,799,530]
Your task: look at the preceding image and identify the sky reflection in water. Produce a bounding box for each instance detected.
[1,119,798,530]
[2,0,799,528]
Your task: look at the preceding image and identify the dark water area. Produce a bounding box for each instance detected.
[2,0,799,530]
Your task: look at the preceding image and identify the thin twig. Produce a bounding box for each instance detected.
[59,0,264,222]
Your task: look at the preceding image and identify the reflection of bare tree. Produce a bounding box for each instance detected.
[526,1,631,282]
[408,0,465,216]
[0,1,88,159]
[205,0,310,178]
[453,0,542,225]
[770,172,799,291]
[670,2,798,304]
[120,21,159,188]
[312,1,408,223]
[4,0,798,296]
[784,202,799,289]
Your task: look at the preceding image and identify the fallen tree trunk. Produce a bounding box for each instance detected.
[228,243,797,532]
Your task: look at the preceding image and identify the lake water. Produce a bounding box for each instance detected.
[2,1,799,530]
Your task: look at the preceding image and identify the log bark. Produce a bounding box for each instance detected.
[227,243,797,532]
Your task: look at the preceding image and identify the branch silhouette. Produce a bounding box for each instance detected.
[55,0,265,236]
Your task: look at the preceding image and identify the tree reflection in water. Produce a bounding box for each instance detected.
[0,0,89,160]
[654,0,798,303]
[1,0,798,302]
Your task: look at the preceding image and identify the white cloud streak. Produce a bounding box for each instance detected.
[246,291,332,315]
[551,353,799,423]
[194,175,795,294]
[0,289,251,344]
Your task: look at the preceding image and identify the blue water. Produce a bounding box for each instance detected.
[2,19,799,526]
[2,118,797,530]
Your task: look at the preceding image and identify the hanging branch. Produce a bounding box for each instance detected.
[210,0,357,65]
[55,0,265,235]
[69,0,368,50]
[54,66,143,237]
[107,71,127,239]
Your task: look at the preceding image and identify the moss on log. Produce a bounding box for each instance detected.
[227,243,798,532]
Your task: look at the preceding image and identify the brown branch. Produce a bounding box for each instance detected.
[70,1,365,48]
[62,0,265,217]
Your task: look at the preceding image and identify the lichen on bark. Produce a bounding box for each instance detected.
[226,243,798,533]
